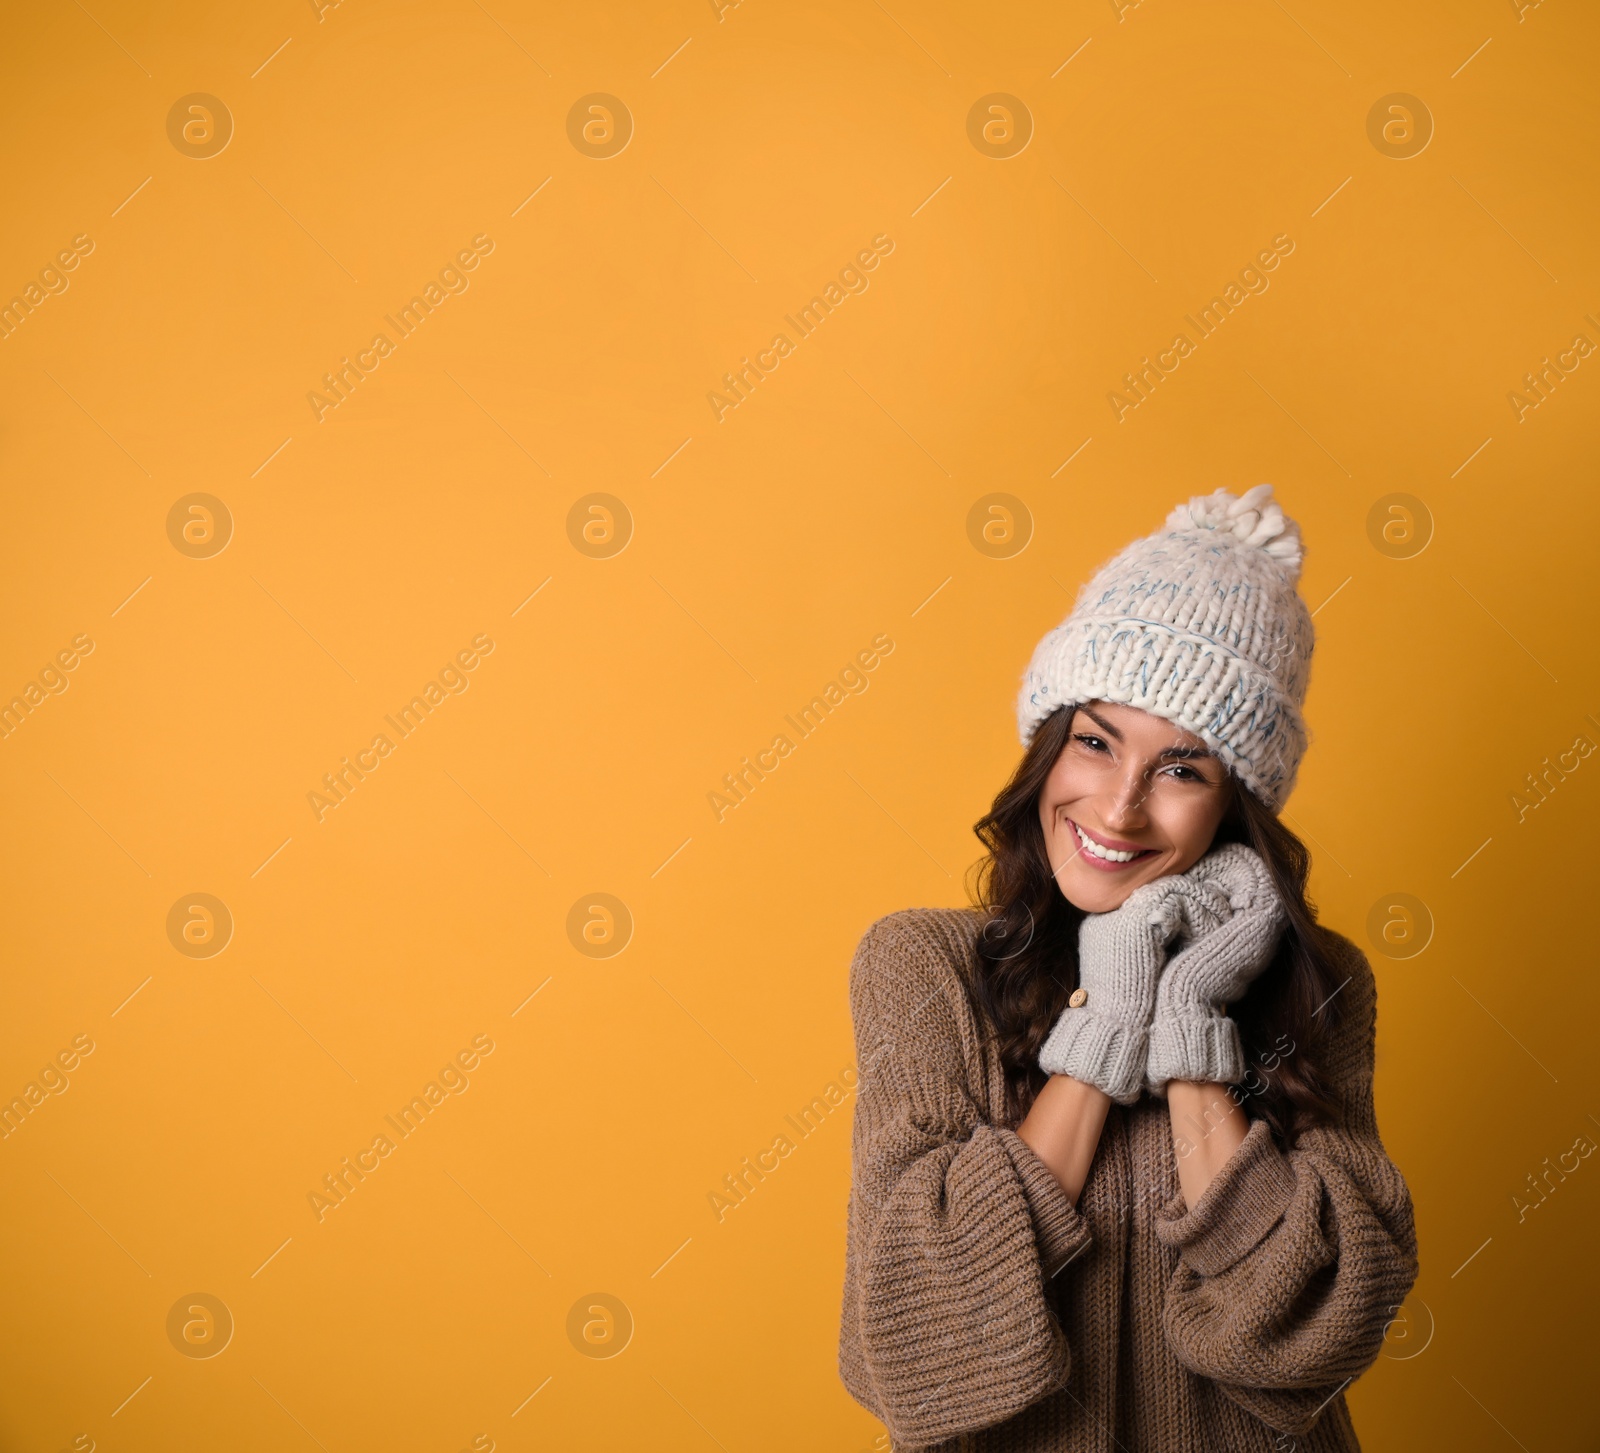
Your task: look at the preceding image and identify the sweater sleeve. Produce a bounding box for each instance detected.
[838,912,1095,1448]
[1154,933,1419,1437]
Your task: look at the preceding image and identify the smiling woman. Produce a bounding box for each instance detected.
[838,484,1417,1452]
[1041,702,1233,892]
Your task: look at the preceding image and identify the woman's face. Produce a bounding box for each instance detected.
[1038,700,1235,913]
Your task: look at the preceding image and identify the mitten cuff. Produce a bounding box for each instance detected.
[1146,1012,1243,1092]
[1039,1011,1149,1105]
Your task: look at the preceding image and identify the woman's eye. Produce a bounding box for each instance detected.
[1074,734,1107,752]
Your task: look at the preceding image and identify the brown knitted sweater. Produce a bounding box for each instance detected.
[838,907,1418,1451]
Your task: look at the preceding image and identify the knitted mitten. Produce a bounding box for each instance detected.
[1039,875,1231,1104]
[1145,843,1288,1095]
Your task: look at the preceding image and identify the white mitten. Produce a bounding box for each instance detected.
[1145,843,1288,1094]
[1039,874,1231,1104]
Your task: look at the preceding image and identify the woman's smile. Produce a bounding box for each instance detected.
[1038,701,1232,910]
[1067,817,1158,871]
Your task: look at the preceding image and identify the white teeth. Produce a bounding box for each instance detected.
[1074,823,1143,863]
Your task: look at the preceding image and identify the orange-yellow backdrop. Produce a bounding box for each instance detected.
[3,0,1597,1448]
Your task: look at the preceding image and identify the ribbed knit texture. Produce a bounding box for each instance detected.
[1146,843,1289,1095]
[1017,484,1316,812]
[1039,875,1229,1105]
[838,907,1419,1452]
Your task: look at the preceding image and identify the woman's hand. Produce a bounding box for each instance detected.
[1038,874,1230,1104]
[1145,842,1288,1095]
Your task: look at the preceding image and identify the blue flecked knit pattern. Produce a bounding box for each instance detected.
[1017,483,1315,812]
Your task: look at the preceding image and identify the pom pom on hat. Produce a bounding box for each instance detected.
[1016,483,1315,812]
[1166,483,1305,581]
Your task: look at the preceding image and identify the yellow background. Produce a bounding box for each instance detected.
[2,0,1597,1447]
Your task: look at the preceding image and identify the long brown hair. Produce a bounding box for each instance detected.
[965,704,1346,1146]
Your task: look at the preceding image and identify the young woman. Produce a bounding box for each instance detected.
[838,484,1418,1451]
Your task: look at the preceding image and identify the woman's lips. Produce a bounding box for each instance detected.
[1067,818,1158,873]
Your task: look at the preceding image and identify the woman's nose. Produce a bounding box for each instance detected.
[1101,771,1151,828]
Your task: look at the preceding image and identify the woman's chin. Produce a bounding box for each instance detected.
[1058,860,1162,912]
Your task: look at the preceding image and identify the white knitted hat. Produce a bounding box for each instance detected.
[1017,483,1314,812]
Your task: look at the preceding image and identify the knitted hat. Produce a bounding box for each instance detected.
[1017,483,1314,812]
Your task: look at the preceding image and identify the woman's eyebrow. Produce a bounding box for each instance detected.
[1078,706,1122,739]
[1080,706,1213,760]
